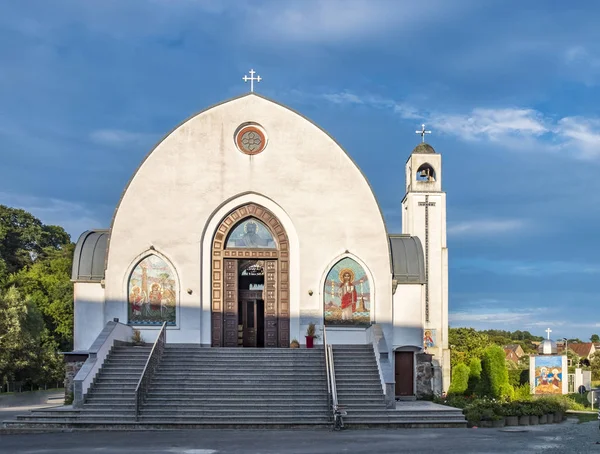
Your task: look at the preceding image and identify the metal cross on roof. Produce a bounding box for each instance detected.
[546,327,552,340]
[242,69,262,93]
[416,124,432,143]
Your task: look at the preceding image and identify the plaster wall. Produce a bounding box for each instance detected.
[392,284,423,348]
[103,94,392,345]
[74,282,105,351]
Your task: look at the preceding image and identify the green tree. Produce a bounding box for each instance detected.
[589,351,600,381]
[467,357,482,395]
[480,345,512,399]
[448,363,470,395]
[566,349,581,373]
[9,244,75,350]
[591,334,600,343]
[0,205,70,277]
[449,328,490,369]
[0,287,63,387]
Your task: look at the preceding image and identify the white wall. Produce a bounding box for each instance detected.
[393,284,424,348]
[103,94,393,345]
[74,282,106,351]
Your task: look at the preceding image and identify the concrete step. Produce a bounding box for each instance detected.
[142,404,329,412]
[144,396,327,404]
[147,389,327,396]
[152,371,326,378]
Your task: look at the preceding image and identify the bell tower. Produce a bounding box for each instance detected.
[402,139,450,393]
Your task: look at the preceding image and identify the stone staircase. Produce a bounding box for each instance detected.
[3,343,465,429]
[3,345,152,426]
[333,345,466,428]
[138,345,329,425]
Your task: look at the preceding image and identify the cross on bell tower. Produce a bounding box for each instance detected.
[416,124,432,143]
[242,69,262,93]
[546,328,552,340]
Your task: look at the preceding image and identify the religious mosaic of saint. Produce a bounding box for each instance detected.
[225,218,276,249]
[128,255,176,325]
[324,257,370,326]
[534,356,563,395]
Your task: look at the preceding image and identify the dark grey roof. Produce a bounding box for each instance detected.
[72,230,109,282]
[411,143,436,154]
[389,235,426,284]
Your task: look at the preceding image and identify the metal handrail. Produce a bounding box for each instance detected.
[323,326,344,429]
[323,326,332,419]
[134,321,167,420]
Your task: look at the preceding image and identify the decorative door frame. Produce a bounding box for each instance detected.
[211,203,290,347]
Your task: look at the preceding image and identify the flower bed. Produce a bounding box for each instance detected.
[436,395,568,427]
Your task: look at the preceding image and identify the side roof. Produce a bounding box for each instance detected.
[72,230,110,282]
[389,234,426,284]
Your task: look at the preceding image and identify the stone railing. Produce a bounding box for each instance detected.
[73,321,133,408]
[368,324,395,409]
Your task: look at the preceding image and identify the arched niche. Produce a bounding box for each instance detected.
[127,254,177,326]
[416,163,436,182]
[211,203,290,347]
[323,257,371,326]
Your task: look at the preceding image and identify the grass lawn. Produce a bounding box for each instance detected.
[573,412,599,424]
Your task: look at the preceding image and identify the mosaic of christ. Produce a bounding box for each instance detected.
[128,255,177,326]
[324,257,370,326]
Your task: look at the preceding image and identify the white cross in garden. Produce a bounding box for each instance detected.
[545,327,552,340]
[242,69,262,93]
[415,124,432,143]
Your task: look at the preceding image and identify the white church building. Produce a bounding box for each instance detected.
[70,89,450,400]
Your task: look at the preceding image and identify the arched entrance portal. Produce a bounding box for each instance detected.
[211,203,290,347]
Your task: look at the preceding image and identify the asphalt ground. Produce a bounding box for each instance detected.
[1,418,600,454]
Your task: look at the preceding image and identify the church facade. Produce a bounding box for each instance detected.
[71,93,450,397]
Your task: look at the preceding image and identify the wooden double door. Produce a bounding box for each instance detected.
[238,291,265,347]
[223,258,280,348]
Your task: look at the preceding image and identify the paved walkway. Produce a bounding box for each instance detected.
[1,418,599,453]
[0,390,64,422]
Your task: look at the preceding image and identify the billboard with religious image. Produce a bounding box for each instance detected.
[128,255,177,326]
[530,355,568,395]
[324,257,370,326]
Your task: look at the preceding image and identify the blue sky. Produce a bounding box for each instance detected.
[1,0,599,339]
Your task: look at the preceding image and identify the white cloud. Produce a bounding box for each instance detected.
[450,310,535,325]
[90,129,157,147]
[431,108,548,141]
[555,117,600,159]
[320,90,600,159]
[247,0,458,44]
[448,219,526,236]
[0,192,106,240]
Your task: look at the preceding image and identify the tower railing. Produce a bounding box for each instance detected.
[134,321,167,420]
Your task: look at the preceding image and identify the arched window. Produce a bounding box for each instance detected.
[416,163,436,182]
[324,257,371,326]
[128,255,177,326]
[225,217,277,249]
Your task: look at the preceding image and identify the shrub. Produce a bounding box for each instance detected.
[508,369,529,387]
[513,383,532,401]
[434,394,472,409]
[467,358,482,395]
[480,345,510,398]
[448,363,470,395]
